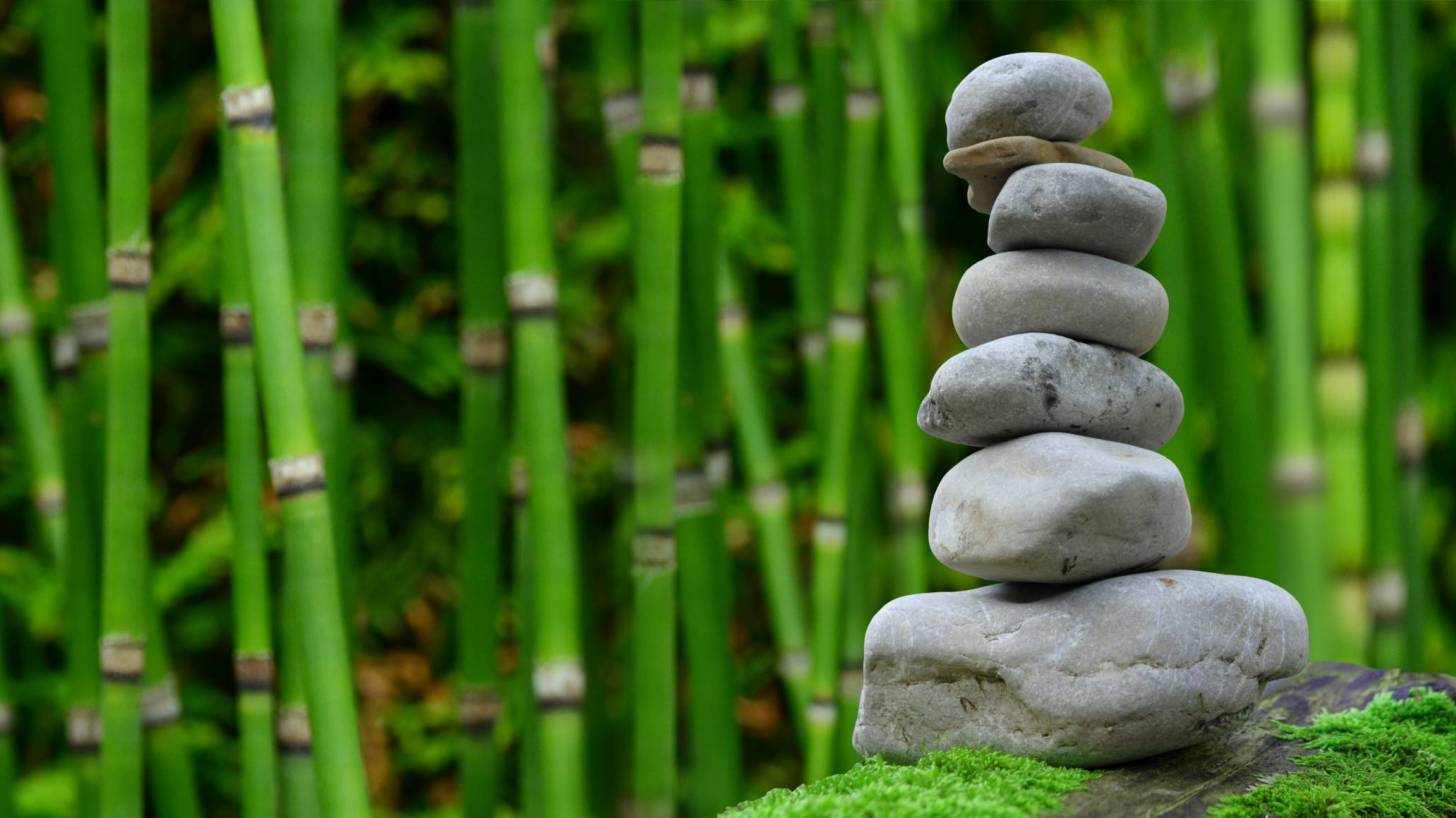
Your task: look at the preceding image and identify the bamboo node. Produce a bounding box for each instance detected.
[221,84,276,129]
[233,651,276,691]
[106,245,153,290]
[673,468,713,516]
[142,677,182,727]
[34,479,66,517]
[770,83,806,115]
[0,306,33,339]
[838,664,864,699]
[638,135,684,181]
[99,635,146,683]
[533,661,586,709]
[1355,130,1391,183]
[808,3,836,42]
[1272,455,1324,498]
[603,92,642,139]
[1161,63,1217,116]
[716,303,747,337]
[276,704,313,754]
[1250,82,1306,128]
[510,457,530,504]
[535,26,558,73]
[0,701,12,736]
[682,68,717,112]
[633,527,678,569]
[69,302,111,352]
[814,516,848,550]
[506,271,558,317]
[333,343,358,384]
[67,706,102,752]
[799,330,827,361]
[269,452,327,498]
[297,303,338,351]
[870,275,899,305]
[1396,402,1426,467]
[458,688,503,733]
[830,312,866,342]
[52,331,79,376]
[749,480,789,512]
[779,649,811,679]
[1369,568,1406,625]
[891,476,927,520]
[846,88,882,120]
[705,442,732,489]
[219,304,253,346]
[460,325,509,372]
[807,698,837,724]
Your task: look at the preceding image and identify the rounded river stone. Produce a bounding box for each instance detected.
[853,570,1309,767]
[918,332,1183,450]
[946,53,1112,149]
[988,163,1167,265]
[944,136,1132,214]
[929,433,1190,583]
[953,250,1168,355]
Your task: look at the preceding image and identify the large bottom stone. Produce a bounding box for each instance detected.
[853,570,1308,767]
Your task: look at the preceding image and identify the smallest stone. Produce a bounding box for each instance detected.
[946,53,1112,149]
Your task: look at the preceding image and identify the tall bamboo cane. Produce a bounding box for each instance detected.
[219,117,280,818]
[277,603,323,818]
[454,1,509,814]
[805,3,880,782]
[97,0,152,809]
[142,612,202,818]
[39,0,107,804]
[807,0,844,281]
[0,616,13,818]
[207,0,371,812]
[593,0,639,200]
[495,0,590,812]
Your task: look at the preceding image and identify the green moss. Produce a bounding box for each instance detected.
[722,747,1096,818]
[1210,688,1456,818]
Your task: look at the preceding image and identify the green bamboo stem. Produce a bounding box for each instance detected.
[40,0,106,805]
[592,0,639,200]
[1250,0,1334,660]
[142,611,203,818]
[507,452,544,818]
[805,5,880,782]
[98,0,151,810]
[1354,0,1403,670]
[677,7,741,812]
[834,433,876,773]
[277,595,323,818]
[716,260,810,731]
[219,117,280,818]
[1163,2,1274,580]
[495,0,590,813]
[0,614,13,818]
[454,1,508,814]
[207,1,370,813]
[807,0,844,282]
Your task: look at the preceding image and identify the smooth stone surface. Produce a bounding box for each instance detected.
[953,250,1168,355]
[988,164,1167,265]
[853,570,1310,767]
[929,433,1190,583]
[944,136,1132,214]
[947,53,1112,149]
[918,332,1183,450]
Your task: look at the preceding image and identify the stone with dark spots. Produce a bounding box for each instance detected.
[918,332,1183,450]
[989,164,1167,265]
[946,53,1112,149]
[929,433,1190,583]
[852,570,1308,767]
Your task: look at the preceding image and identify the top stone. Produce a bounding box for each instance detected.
[946,53,1112,150]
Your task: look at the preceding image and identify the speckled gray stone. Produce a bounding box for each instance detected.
[953,250,1168,355]
[989,164,1167,265]
[944,136,1133,214]
[929,433,1190,583]
[852,570,1309,767]
[918,332,1183,450]
[947,53,1112,150]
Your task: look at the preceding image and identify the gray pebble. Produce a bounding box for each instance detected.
[929,433,1190,583]
[989,163,1167,265]
[853,570,1309,767]
[918,332,1183,450]
[954,250,1168,355]
[946,53,1112,149]
[943,135,1132,214]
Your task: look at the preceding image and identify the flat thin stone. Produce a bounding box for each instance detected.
[918,332,1183,450]
[929,433,1190,583]
[853,570,1309,767]
[944,136,1132,214]
[953,250,1168,355]
[989,164,1167,265]
[946,53,1112,149]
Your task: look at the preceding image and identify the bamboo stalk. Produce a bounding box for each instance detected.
[1250,0,1334,659]
[98,0,152,809]
[39,0,107,806]
[805,3,880,782]
[0,615,13,818]
[142,611,203,818]
[219,116,280,818]
[807,0,844,281]
[834,437,877,773]
[494,0,590,812]
[507,451,544,818]
[207,1,371,812]
[454,1,508,814]
[277,599,323,818]
[592,0,639,200]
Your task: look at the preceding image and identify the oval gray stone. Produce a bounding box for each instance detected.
[853,570,1309,767]
[943,136,1133,214]
[988,164,1167,265]
[946,53,1113,149]
[953,250,1168,355]
[918,332,1183,450]
[929,433,1190,583]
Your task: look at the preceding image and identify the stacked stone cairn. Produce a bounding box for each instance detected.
[852,53,1310,767]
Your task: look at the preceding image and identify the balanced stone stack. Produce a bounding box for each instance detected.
[852,53,1310,768]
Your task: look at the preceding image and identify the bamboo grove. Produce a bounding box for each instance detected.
[0,0,1453,815]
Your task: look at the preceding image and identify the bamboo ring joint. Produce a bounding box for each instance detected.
[460,326,508,372]
[632,527,677,570]
[0,306,33,340]
[673,468,713,516]
[639,135,684,180]
[276,705,313,754]
[142,677,182,727]
[220,305,253,346]
[682,68,717,112]
[70,302,111,352]
[603,92,642,139]
[234,651,276,691]
[269,452,327,498]
[100,635,146,683]
[297,304,338,351]
[221,84,276,129]
[534,661,586,710]
[770,83,806,115]
[67,707,102,752]
[506,271,558,318]
[107,246,153,290]
[814,516,848,550]
[458,688,503,734]
[1161,64,1217,116]
[1250,82,1306,128]
[332,343,358,385]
